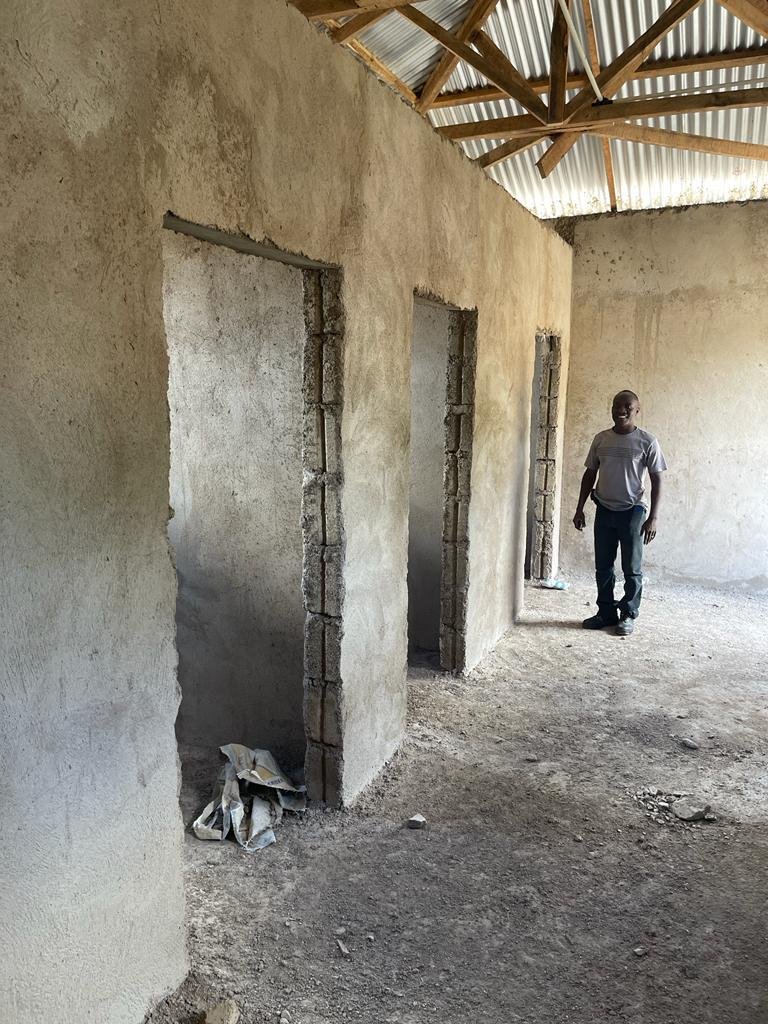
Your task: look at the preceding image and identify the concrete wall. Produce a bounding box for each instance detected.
[408,301,450,654]
[165,233,305,768]
[561,202,768,588]
[1,0,571,1018]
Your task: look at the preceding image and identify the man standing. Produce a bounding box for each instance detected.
[573,390,667,636]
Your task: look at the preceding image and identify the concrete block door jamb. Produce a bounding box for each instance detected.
[301,268,346,806]
[440,309,478,674]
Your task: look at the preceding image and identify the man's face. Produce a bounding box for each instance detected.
[611,392,639,430]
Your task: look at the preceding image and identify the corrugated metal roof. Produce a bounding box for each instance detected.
[340,0,768,217]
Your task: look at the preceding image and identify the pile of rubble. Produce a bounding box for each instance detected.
[633,787,717,826]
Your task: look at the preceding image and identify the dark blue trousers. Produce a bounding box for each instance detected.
[593,500,645,619]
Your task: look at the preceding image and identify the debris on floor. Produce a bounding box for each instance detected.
[205,998,240,1024]
[406,813,427,829]
[192,743,306,852]
[540,578,569,590]
[633,788,717,826]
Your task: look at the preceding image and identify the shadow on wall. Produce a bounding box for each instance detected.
[163,228,306,770]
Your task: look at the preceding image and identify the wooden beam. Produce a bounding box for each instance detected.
[536,132,580,176]
[398,6,549,121]
[717,0,768,37]
[473,31,550,121]
[581,0,616,207]
[326,18,417,102]
[591,121,768,161]
[417,0,499,113]
[548,0,570,123]
[439,85,768,139]
[430,46,768,106]
[296,0,409,18]
[600,138,618,207]
[565,0,706,124]
[476,135,543,168]
[331,9,389,42]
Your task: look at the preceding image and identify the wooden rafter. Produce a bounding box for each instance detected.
[591,121,768,161]
[439,85,768,139]
[326,17,417,102]
[429,46,768,106]
[473,31,550,121]
[476,135,543,168]
[717,0,768,36]
[548,0,570,123]
[567,0,706,123]
[580,0,616,208]
[536,0,705,177]
[296,0,408,18]
[331,9,390,42]
[417,0,499,113]
[398,6,548,121]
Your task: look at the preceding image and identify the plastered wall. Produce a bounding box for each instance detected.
[1,0,571,1019]
[560,201,768,588]
[165,234,306,768]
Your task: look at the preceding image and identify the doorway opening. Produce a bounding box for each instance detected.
[526,331,562,582]
[408,296,477,673]
[162,215,345,804]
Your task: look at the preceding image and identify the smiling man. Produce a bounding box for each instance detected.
[572,390,667,636]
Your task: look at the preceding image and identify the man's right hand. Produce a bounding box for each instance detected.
[573,509,586,531]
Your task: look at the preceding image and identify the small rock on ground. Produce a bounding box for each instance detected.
[672,797,711,822]
[206,999,240,1024]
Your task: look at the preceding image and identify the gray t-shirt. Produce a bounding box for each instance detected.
[585,427,667,511]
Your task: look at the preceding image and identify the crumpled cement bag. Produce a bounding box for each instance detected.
[192,743,306,852]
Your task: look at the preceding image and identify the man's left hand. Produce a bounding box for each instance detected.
[642,517,658,545]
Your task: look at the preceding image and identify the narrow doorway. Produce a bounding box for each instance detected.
[526,331,562,581]
[408,297,477,673]
[162,216,345,803]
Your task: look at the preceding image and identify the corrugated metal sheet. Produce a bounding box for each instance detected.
[341,0,768,217]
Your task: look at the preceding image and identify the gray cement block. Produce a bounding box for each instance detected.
[303,544,324,614]
[302,478,324,545]
[456,499,470,541]
[320,270,344,334]
[459,413,473,453]
[461,359,475,403]
[456,452,471,497]
[444,453,458,497]
[304,613,324,678]
[302,270,323,334]
[323,407,342,477]
[324,618,342,682]
[303,406,324,475]
[446,356,462,405]
[445,412,461,453]
[324,482,342,546]
[442,499,458,543]
[323,545,343,618]
[322,337,342,405]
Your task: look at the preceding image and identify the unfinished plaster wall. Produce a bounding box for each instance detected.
[408,301,450,655]
[165,233,305,767]
[561,202,768,587]
[2,0,570,1017]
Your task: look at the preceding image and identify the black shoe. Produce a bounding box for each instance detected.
[582,613,619,630]
[616,614,635,636]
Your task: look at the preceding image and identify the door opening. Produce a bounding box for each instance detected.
[162,216,345,803]
[408,296,477,673]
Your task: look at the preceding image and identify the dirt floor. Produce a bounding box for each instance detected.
[147,579,768,1024]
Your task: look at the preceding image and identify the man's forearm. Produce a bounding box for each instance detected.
[648,473,662,520]
[576,469,597,511]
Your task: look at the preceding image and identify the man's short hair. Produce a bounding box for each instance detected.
[614,389,639,403]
